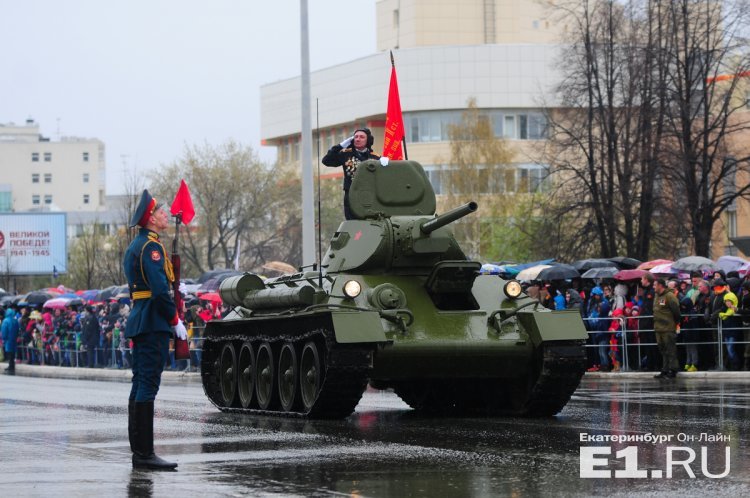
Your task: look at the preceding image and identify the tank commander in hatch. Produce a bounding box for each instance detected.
[322,127,380,220]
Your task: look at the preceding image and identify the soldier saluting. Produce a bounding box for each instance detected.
[123,189,187,470]
[322,127,380,220]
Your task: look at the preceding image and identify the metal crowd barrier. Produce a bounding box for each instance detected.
[583,313,749,371]
[9,327,208,372]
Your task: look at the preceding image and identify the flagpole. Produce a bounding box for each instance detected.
[389,50,408,160]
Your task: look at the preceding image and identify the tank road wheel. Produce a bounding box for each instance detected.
[299,341,322,412]
[278,342,299,412]
[237,342,255,409]
[256,342,277,410]
[219,343,238,407]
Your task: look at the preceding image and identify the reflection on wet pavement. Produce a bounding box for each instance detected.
[1,375,748,497]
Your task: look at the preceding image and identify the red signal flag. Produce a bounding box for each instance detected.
[170,179,195,225]
[382,51,405,160]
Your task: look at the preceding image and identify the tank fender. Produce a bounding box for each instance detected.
[331,310,388,344]
[517,309,588,348]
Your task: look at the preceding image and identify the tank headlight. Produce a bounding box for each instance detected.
[343,280,362,299]
[503,280,523,299]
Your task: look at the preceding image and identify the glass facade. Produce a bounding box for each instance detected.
[424,163,550,195]
[406,109,547,143]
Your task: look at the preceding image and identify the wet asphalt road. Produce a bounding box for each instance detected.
[1,369,749,497]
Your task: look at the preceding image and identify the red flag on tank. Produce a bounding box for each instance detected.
[382,51,405,160]
[170,179,195,225]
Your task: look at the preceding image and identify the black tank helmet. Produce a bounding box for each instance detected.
[354,127,374,149]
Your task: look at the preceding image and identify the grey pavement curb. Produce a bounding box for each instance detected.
[4,363,201,382]
[5,362,749,382]
[584,370,750,379]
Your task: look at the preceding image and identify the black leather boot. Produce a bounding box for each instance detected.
[128,399,136,453]
[132,401,177,470]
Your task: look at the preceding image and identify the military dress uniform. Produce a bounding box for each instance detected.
[322,128,380,220]
[123,189,180,470]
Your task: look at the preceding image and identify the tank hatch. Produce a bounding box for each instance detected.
[349,160,436,219]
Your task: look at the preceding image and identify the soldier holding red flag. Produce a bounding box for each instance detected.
[123,189,187,470]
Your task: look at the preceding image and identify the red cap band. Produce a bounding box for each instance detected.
[137,198,157,227]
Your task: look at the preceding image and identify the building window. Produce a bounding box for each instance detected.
[503,115,516,138]
[44,173,52,183]
[32,173,40,183]
[83,194,90,204]
[83,152,89,162]
[44,195,52,205]
[32,152,39,162]
[44,152,52,162]
[83,173,90,183]
[32,195,40,205]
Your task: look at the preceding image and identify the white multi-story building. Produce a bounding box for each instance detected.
[0,118,106,213]
[260,0,565,193]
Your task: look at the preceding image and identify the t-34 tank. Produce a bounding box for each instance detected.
[200,160,587,418]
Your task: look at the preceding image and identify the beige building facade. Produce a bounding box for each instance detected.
[261,0,563,199]
[0,119,106,213]
[260,0,750,259]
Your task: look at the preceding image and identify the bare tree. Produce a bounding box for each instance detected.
[67,222,105,290]
[149,140,303,276]
[658,0,750,256]
[545,0,750,259]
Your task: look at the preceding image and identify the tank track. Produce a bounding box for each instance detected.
[393,340,586,417]
[201,316,373,419]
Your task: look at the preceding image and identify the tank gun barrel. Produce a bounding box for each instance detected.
[420,201,478,234]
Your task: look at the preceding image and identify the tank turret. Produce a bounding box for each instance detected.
[322,160,479,273]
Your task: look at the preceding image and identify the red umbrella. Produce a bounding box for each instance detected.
[614,269,648,281]
[198,292,222,304]
[43,297,72,310]
[637,259,673,270]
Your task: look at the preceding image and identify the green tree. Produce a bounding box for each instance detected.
[438,98,540,261]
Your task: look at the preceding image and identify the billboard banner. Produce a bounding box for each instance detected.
[0,213,67,275]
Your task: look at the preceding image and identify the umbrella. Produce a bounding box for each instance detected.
[572,258,614,271]
[198,292,223,304]
[650,262,676,275]
[502,259,556,276]
[717,255,748,274]
[43,297,73,310]
[537,264,580,281]
[607,256,642,269]
[480,263,504,275]
[516,264,553,281]
[22,291,55,305]
[0,295,18,306]
[96,285,120,301]
[262,260,297,274]
[78,289,100,301]
[198,272,241,293]
[67,297,84,307]
[614,269,648,281]
[672,256,719,272]
[197,269,239,284]
[581,266,619,279]
[637,259,673,270]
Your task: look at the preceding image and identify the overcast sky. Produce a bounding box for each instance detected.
[0,0,377,194]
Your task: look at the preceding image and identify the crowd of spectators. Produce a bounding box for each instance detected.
[3,269,750,375]
[1,298,227,373]
[525,269,750,372]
